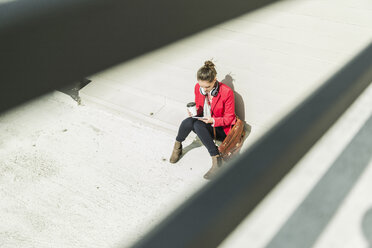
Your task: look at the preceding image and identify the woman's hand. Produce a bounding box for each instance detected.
[202,117,214,124]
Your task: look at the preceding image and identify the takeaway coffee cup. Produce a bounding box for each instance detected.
[187,102,197,116]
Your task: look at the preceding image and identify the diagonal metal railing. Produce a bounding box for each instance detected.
[0,1,371,247]
[0,0,279,114]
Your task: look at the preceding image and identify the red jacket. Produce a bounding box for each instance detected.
[194,82,237,135]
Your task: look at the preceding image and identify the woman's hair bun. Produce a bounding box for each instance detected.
[197,60,217,82]
[204,60,215,69]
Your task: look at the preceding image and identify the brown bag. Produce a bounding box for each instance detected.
[216,116,246,161]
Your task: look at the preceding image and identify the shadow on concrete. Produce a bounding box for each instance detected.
[222,73,252,147]
[221,74,245,121]
[265,114,372,248]
[243,123,252,143]
[362,207,372,247]
[182,137,203,157]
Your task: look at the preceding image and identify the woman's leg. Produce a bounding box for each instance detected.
[175,117,224,156]
[171,117,196,163]
[214,127,227,141]
[195,124,225,180]
[176,117,197,142]
[193,121,219,156]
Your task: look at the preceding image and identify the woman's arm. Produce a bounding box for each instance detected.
[213,89,236,127]
[194,83,204,116]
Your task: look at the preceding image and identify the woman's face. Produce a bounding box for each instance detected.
[198,78,217,93]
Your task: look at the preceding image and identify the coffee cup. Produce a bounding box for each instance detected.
[187,102,197,116]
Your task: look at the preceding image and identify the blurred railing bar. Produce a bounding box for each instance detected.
[132,43,372,248]
[0,0,279,114]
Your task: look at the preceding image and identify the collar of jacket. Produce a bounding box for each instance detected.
[207,82,222,115]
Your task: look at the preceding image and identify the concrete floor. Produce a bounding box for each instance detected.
[0,92,210,247]
[1,0,372,247]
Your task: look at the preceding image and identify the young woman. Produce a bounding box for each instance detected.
[169,60,236,179]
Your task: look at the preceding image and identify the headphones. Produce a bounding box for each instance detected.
[199,81,220,97]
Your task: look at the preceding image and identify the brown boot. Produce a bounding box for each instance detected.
[203,154,222,180]
[169,141,182,163]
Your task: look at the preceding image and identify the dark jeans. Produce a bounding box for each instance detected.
[176,117,226,156]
